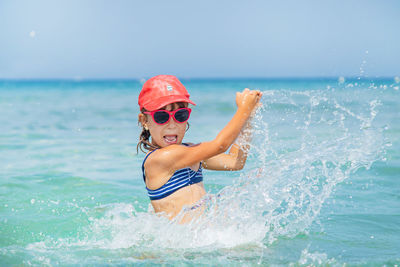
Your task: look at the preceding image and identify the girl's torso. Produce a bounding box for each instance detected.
[142,144,206,219]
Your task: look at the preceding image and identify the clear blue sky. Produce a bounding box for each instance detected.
[1,0,399,79]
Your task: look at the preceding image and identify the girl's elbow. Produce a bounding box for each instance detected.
[232,158,246,170]
[233,163,245,171]
[214,139,231,154]
[228,161,245,171]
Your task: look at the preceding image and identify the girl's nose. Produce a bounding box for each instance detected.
[165,118,178,128]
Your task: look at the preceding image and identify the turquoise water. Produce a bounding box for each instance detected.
[0,78,399,266]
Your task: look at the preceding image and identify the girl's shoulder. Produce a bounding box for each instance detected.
[143,143,200,181]
[145,143,192,162]
[144,142,200,168]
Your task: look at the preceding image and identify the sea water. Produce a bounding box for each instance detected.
[0,78,399,266]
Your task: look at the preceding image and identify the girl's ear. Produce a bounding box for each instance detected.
[138,113,147,127]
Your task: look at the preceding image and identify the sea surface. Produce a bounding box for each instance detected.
[0,78,399,266]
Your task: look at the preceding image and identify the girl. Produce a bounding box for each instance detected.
[138,75,262,222]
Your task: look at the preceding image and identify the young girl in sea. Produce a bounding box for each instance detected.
[138,75,262,222]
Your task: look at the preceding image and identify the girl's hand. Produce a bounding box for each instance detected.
[236,88,262,112]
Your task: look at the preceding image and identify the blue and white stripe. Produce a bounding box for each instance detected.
[141,147,204,200]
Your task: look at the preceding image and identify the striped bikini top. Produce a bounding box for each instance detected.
[141,144,204,200]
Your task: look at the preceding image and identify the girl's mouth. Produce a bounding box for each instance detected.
[163,135,177,144]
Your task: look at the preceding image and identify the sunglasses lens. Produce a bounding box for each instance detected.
[174,109,190,122]
[153,111,170,124]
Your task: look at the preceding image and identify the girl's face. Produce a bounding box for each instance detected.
[139,102,188,148]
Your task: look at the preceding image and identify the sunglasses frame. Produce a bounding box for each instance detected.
[143,107,192,125]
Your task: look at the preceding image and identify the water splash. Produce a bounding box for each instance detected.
[172,87,386,248]
[295,248,338,266]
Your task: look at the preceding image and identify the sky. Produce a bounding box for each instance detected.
[0,0,399,79]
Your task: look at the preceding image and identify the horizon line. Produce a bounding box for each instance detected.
[0,76,398,82]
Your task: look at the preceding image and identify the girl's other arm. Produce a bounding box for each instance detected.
[202,119,253,171]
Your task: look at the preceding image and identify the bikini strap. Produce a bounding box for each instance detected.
[141,149,158,182]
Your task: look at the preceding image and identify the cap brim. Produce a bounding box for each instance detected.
[143,95,196,111]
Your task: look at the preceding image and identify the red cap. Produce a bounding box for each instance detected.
[138,75,196,111]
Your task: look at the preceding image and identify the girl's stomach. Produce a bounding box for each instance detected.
[150,182,206,222]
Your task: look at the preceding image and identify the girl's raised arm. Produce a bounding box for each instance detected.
[151,89,262,172]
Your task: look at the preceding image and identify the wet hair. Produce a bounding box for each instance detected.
[137,102,190,153]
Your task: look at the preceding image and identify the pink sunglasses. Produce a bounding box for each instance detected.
[143,107,192,125]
